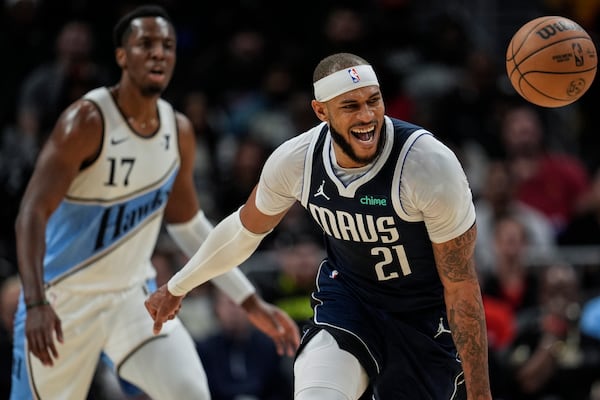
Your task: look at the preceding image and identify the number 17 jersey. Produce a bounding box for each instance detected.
[43,87,180,292]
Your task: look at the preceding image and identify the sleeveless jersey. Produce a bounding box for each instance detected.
[301,118,444,313]
[43,87,180,292]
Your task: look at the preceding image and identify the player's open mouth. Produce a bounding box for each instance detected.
[351,127,375,142]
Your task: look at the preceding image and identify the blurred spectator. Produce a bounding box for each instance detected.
[481,215,541,315]
[428,50,509,195]
[205,29,274,136]
[248,233,324,329]
[484,294,516,398]
[0,122,39,270]
[314,5,378,63]
[482,214,540,395]
[430,49,505,148]
[0,276,20,396]
[0,0,48,270]
[475,160,556,274]
[0,0,44,127]
[499,102,591,233]
[179,90,231,217]
[558,165,600,247]
[16,20,112,141]
[402,12,474,130]
[195,287,293,400]
[498,263,600,399]
[214,136,272,221]
[484,295,516,352]
[246,62,300,148]
[558,165,600,296]
[285,90,320,134]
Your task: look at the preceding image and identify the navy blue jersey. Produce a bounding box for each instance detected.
[295,118,467,399]
[302,118,444,313]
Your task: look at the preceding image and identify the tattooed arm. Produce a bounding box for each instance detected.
[432,223,492,400]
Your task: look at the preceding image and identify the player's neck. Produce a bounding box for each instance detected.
[111,84,159,131]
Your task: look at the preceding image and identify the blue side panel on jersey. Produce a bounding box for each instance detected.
[10,294,33,400]
[44,202,106,281]
[43,172,176,282]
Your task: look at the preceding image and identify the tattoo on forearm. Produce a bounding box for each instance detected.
[436,225,491,397]
[448,291,490,397]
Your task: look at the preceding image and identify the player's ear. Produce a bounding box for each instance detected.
[115,47,126,68]
[311,99,328,122]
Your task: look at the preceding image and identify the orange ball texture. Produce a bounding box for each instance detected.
[506,15,597,108]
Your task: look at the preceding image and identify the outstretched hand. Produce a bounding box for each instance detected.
[144,284,184,335]
[241,294,300,357]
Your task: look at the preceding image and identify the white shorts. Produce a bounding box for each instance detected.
[294,330,370,399]
[13,282,209,400]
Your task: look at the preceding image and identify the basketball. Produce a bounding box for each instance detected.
[506,15,597,108]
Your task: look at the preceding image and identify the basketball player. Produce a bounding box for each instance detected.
[11,5,299,400]
[146,52,493,399]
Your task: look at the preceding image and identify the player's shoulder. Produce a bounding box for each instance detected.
[44,90,104,157]
[387,116,424,133]
[393,117,463,176]
[58,93,103,129]
[67,87,109,122]
[82,86,110,102]
[173,109,192,131]
[172,110,195,152]
[402,132,466,189]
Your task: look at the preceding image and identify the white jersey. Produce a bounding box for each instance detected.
[256,115,475,244]
[43,87,180,292]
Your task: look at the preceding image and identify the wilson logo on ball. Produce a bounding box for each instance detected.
[535,20,584,39]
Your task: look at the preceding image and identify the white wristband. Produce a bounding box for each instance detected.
[166,211,213,256]
[166,211,256,304]
[167,209,268,297]
[211,269,256,305]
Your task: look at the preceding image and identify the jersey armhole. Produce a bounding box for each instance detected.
[79,99,105,171]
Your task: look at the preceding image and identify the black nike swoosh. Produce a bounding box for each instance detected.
[110,137,129,145]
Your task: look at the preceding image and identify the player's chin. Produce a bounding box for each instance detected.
[141,84,166,97]
[352,136,377,153]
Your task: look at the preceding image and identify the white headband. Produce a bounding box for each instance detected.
[313,64,379,102]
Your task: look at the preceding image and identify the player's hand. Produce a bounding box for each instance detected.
[144,284,184,335]
[25,303,63,366]
[241,294,300,357]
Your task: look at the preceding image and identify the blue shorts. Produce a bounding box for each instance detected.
[299,261,466,399]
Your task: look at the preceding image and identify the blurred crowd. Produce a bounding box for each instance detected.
[2,0,600,399]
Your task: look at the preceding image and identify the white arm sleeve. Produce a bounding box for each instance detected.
[167,209,269,297]
[166,211,256,304]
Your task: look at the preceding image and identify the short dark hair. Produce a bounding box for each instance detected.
[313,53,370,83]
[112,4,172,48]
